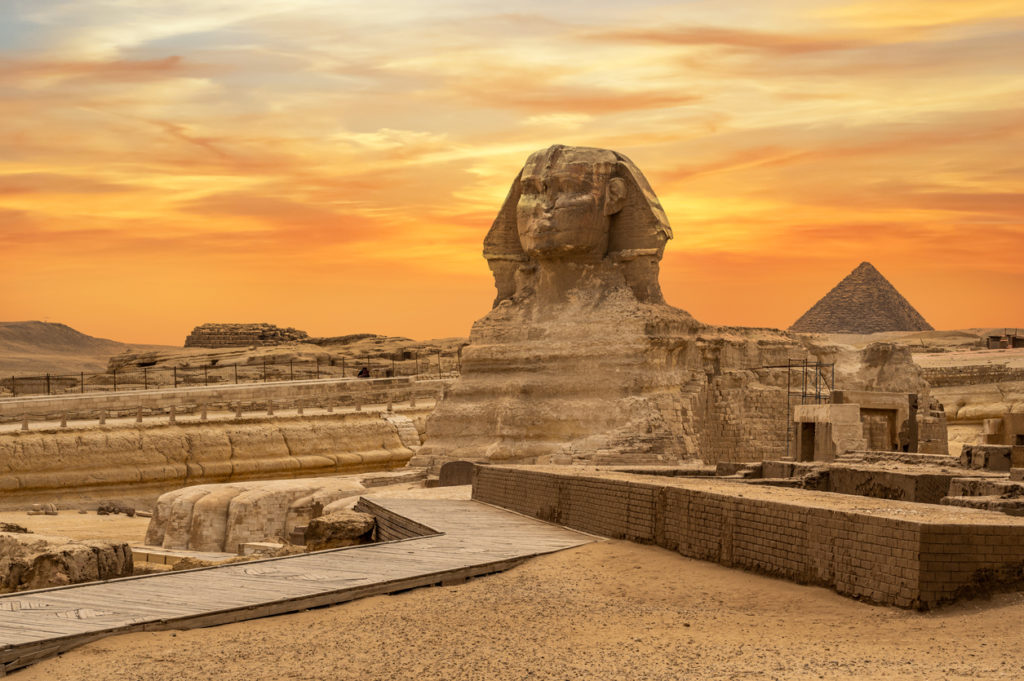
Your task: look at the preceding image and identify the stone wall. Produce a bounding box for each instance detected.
[473,465,1024,609]
[0,377,449,422]
[184,323,309,348]
[922,365,1024,388]
[0,412,424,509]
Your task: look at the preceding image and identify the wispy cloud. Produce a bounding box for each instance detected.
[1,0,1021,341]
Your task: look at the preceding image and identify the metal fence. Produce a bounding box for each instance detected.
[1,351,462,398]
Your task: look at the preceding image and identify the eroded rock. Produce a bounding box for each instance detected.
[304,510,375,551]
[0,533,132,593]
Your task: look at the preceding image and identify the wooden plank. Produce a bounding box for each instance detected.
[0,498,593,672]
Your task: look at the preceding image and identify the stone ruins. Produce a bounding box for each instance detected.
[412,145,944,470]
[184,323,309,348]
[789,261,933,334]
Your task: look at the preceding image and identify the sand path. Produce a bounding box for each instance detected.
[13,539,1024,681]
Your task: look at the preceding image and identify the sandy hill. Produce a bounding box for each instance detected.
[0,322,173,375]
[790,262,933,334]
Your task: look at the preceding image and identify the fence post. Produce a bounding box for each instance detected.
[436,351,442,380]
[60,413,67,428]
[415,351,419,376]
[45,373,50,395]
[81,372,85,394]
[168,405,176,424]
[112,370,116,392]
[10,376,15,398]
[315,358,320,380]
[289,360,294,381]
[200,404,207,421]
[263,358,267,383]
[204,365,208,387]
[267,399,274,416]
[234,364,238,385]
[143,367,148,391]
[136,406,143,424]
[341,357,345,377]
[173,367,177,388]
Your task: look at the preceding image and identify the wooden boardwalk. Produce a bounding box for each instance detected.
[0,498,594,675]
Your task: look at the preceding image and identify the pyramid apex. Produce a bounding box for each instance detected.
[789,262,933,334]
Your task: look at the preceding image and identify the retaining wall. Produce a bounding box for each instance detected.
[0,377,450,422]
[473,465,1024,609]
[0,411,427,509]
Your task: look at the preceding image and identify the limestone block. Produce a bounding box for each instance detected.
[304,510,375,551]
[187,486,247,552]
[162,486,215,549]
[0,533,132,593]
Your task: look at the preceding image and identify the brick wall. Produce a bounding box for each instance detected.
[473,465,1024,609]
[922,365,1024,387]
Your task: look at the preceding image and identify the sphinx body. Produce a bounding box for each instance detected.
[412,145,940,469]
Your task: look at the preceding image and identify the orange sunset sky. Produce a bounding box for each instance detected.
[1,0,1022,345]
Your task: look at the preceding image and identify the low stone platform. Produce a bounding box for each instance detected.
[131,546,236,567]
[472,464,1024,609]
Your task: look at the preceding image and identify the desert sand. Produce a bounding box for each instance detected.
[14,538,1024,681]
[0,511,149,543]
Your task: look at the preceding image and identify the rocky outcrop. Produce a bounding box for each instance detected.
[304,510,375,551]
[0,533,132,593]
[143,471,422,553]
[184,323,309,348]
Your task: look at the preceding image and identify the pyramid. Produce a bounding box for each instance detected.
[789,262,933,334]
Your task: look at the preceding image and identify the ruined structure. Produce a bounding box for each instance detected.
[412,145,944,469]
[0,532,132,593]
[789,262,933,334]
[184,323,309,348]
[792,389,948,461]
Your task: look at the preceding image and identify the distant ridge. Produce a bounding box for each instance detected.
[789,262,933,334]
[0,321,172,374]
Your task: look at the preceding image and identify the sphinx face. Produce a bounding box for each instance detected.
[516,153,612,260]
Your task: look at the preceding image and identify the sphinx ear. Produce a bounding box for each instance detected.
[603,177,627,216]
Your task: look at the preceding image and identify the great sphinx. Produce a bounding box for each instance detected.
[411,145,940,469]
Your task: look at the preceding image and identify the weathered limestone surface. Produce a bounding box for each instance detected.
[0,532,132,593]
[0,413,418,509]
[304,510,375,551]
[414,145,941,468]
[184,323,308,348]
[146,476,371,553]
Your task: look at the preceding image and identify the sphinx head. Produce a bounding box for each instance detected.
[484,144,672,304]
[515,146,626,261]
